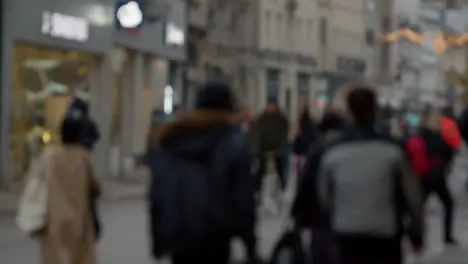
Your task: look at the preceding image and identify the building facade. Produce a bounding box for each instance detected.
[317,0,368,112]
[256,0,319,119]
[0,0,187,186]
[186,0,258,109]
[187,0,367,118]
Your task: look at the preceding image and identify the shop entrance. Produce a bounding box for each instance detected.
[10,44,97,180]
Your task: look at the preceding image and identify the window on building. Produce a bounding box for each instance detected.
[320,17,327,45]
[266,69,280,100]
[275,13,281,49]
[380,16,391,79]
[278,14,283,50]
[265,11,271,46]
[297,19,303,52]
[308,20,313,48]
[285,88,292,115]
[303,20,310,53]
[382,16,391,33]
[11,44,96,179]
[297,73,311,98]
[446,0,456,9]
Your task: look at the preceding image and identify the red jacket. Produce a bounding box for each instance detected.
[441,117,462,148]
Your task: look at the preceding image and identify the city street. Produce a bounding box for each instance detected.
[2,162,468,263]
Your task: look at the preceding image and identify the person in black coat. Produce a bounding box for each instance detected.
[147,80,259,264]
[292,107,318,156]
[292,111,348,264]
[420,113,457,244]
[67,97,100,150]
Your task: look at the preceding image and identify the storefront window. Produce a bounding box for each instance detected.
[11,44,96,179]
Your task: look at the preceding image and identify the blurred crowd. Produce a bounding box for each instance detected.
[15,79,468,264]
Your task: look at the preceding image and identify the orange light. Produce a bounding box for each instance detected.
[434,31,448,54]
[377,27,468,54]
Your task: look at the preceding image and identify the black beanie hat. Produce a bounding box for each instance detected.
[195,80,235,110]
[319,112,348,132]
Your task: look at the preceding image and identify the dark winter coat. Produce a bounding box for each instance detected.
[68,98,100,150]
[420,128,455,182]
[292,111,318,155]
[147,110,256,257]
[253,111,289,153]
[292,113,347,229]
[459,108,468,141]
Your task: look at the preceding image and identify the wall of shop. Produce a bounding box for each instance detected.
[0,0,187,186]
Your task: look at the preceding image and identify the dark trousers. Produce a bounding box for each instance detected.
[172,242,230,264]
[423,178,455,241]
[337,235,402,264]
[312,229,339,264]
[255,152,286,192]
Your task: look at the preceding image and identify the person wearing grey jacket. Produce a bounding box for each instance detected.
[316,87,425,264]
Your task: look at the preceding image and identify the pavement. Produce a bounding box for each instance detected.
[2,160,468,262]
[0,168,149,217]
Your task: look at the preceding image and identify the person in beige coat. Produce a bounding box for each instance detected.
[37,115,101,264]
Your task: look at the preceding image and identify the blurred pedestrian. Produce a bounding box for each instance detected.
[292,110,347,264]
[292,106,318,176]
[236,105,254,133]
[458,104,468,190]
[18,114,101,264]
[67,97,100,150]
[410,110,457,244]
[66,97,102,239]
[440,106,462,149]
[459,104,468,142]
[234,105,259,161]
[315,86,424,264]
[254,99,289,193]
[147,80,259,264]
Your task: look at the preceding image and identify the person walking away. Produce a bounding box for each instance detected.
[292,106,318,177]
[292,111,348,264]
[236,105,254,133]
[408,110,457,244]
[459,105,468,143]
[235,105,259,167]
[18,115,101,264]
[440,106,462,150]
[67,97,102,239]
[254,99,289,193]
[458,105,468,189]
[316,86,425,264]
[68,97,100,150]
[147,80,259,264]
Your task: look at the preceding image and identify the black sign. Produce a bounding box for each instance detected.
[296,55,317,67]
[336,56,366,74]
[261,50,292,63]
[260,50,317,67]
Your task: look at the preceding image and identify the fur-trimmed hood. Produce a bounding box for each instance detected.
[155,110,235,155]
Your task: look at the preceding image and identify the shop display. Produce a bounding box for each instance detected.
[11,44,95,179]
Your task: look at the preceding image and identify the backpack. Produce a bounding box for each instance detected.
[149,132,235,256]
[441,117,462,148]
[405,136,431,177]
